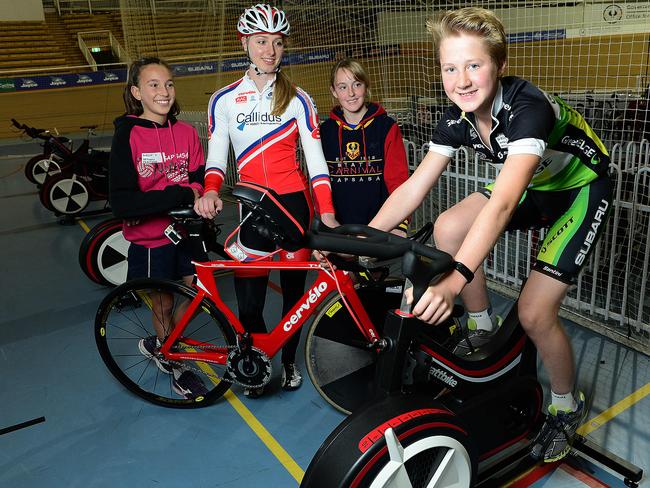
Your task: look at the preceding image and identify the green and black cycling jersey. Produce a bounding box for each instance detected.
[430,76,612,284]
[429,76,610,191]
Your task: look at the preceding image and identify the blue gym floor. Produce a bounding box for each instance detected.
[0,139,648,487]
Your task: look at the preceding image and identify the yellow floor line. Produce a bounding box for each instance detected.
[77,218,90,233]
[578,381,650,436]
[223,390,305,482]
[198,358,304,483]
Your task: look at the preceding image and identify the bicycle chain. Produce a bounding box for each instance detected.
[159,343,270,390]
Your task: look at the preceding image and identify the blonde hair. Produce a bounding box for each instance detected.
[426,7,507,70]
[272,69,296,116]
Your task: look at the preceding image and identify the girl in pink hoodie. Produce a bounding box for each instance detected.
[108,57,207,399]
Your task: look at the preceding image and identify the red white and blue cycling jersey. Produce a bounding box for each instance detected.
[205,73,334,214]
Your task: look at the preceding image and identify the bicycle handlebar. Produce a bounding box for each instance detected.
[308,220,450,265]
[11,118,49,140]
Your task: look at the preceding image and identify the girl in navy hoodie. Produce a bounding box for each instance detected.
[109,57,207,399]
[320,58,409,233]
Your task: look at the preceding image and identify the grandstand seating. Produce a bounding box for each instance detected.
[133,12,240,60]
[0,20,68,71]
[0,12,122,74]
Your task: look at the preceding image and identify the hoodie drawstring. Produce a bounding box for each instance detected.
[167,119,178,164]
[337,121,344,164]
[361,124,369,172]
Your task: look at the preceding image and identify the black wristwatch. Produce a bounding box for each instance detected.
[454,261,474,283]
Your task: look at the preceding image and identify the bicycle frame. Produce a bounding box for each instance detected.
[160,259,381,365]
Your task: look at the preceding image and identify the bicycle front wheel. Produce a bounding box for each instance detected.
[95,278,236,408]
[305,279,403,414]
[301,394,476,488]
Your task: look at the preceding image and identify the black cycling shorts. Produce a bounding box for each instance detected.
[479,176,612,284]
[127,241,194,281]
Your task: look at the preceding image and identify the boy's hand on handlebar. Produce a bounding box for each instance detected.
[409,275,461,325]
[194,190,223,219]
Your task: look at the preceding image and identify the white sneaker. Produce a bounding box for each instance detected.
[281,363,303,390]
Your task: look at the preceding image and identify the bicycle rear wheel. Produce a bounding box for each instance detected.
[40,174,89,215]
[301,394,476,488]
[95,278,236,408]
[29,156,62,185]
[79,218,128,286]
[305,279,403,414]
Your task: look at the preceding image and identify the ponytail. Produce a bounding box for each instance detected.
[271,70,296,116]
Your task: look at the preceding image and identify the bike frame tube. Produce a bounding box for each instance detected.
[163,259,380,363]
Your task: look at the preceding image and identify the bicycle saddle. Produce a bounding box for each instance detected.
[231,181,307,252]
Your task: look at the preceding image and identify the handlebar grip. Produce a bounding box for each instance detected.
[168,206,200,220]
[305,233,410,260]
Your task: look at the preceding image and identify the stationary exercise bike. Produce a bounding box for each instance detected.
[300,225,643,487]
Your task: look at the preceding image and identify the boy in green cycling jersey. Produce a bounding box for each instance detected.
[369,7,612,463]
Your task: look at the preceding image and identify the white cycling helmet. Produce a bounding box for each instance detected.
[237,4,290,37]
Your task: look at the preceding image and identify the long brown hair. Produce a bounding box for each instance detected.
[123,57,181,117]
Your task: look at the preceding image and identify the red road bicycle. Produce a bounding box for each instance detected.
[94,182,454,409]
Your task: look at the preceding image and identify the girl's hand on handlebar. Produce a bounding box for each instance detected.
[319,212,340,229]
[194,190,223,219]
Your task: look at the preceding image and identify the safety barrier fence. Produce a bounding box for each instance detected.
[181,111,649,353]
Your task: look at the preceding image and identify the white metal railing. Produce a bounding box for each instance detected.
[411,141,649,351]
[180,108,649,352]
[53,0,119,14]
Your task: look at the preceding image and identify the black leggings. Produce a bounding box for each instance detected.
[234,190,312,365]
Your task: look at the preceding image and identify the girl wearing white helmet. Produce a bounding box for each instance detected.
[195,4,338,397]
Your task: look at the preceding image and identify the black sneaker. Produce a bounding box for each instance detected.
[138,336,174,374]
[453,316,503,356]
[531,391,587,462]
[172,369,209,399]
[281,363,303,391]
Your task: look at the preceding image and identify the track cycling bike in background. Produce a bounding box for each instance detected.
[11,118,73,185]
[11,118,108,190]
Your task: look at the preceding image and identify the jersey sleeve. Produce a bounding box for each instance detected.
[505,85,556,157]
[429,106,464,157]
[294,88,335,215]
[205,91,230,193]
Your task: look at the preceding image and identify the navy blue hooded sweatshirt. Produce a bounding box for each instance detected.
[320,102,409,229]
